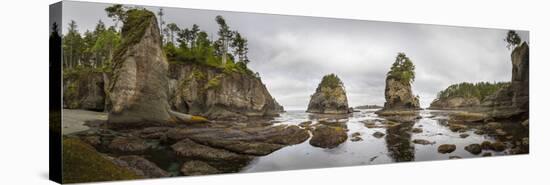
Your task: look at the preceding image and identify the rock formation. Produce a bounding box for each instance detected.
[306,74,350,114]
[168,63,284,120]
[482,42,529,119]
[382,77,420,110]
[429,97,480,109]
[63,71,107,111]
[107,9,173,124]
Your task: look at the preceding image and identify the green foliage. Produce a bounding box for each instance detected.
[62,137,142,183]
[436,82,510,101]
[505,30,522,50]
[317,73,344,91]
[387,52,415,84]
[166,15,255,76]
[205,75,223,90]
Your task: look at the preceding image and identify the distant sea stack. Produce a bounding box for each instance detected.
[482,42,529,119]
[168,63,284,121]
[107,9,173,124]
[306,74,350,114]
[380,53,420,111]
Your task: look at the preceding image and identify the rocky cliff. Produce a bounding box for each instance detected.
[482,42,529,119]
[107,9,173,124]
[382,77,420,110]
[429,97,480,110]
[63,70,107,111]
[306,74,350,114]
[168,63,284,120]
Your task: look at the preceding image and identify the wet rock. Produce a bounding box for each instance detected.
[474,130,485,135]
[363,120,382,128]
[372,131,386,138]
[117,155,170,178]
[299,121,312,127]
[180,160,220,176]
[82,136,101,147]
[412,139,435,145]
[449,156,462,159]
[309,125,348,148]
[448,123,468,132]
[482,152,492,157]
[350,136,363,142]
[464,144,482,155]
[481,141,492,150]
[490,141,506,152]
[190,138,284,156]
[306,74,350,114]
[486,122,502,130]
[495,129,507,136]
[171,139,252,163]
[351,132,361,137]
[108,136,149,153]
[412,128,423,133]
[459,133,470,138]
[437,144,456,154]
[449,112,487,122]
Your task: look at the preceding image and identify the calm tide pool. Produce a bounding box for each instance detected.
[242,109,504,173]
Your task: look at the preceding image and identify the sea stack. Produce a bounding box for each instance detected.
[380,53,420,111]
[306,74,350,114]
[482,42,529,119]
[107,9,173,124]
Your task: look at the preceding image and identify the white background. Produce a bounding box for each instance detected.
[0,0,548,184]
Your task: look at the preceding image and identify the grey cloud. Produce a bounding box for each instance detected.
[63,1,529,109]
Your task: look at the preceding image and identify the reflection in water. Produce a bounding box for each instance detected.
[385,122,415,162]
[242,109,514,173]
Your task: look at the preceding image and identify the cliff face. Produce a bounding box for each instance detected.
[63,71,107,111]
[382,78,420,110]
[482,42,529,119]
[108,9,172,124]
[306,74,350,114]
[168,64,284,120]
[429,97,480,109]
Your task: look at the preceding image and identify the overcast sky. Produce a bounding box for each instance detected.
[59,1,529,110]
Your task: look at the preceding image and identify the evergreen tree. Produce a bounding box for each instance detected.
[215,15,233,65]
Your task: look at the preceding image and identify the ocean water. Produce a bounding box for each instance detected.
[242,109,504,172]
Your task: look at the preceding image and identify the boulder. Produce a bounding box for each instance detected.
[437,144,456,154]
[180,160,220,176]
[306,74,350,114]
[309,125,348,148]
[459,133,470,138]
[108,9,172,124]
[464,144,482,155]
[412,139,435,145]
[372,131,386,138]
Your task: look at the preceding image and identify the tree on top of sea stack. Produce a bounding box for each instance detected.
[382,53,420,110]
[306,74,350,114]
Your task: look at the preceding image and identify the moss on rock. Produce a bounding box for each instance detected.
[62,137,142,183]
